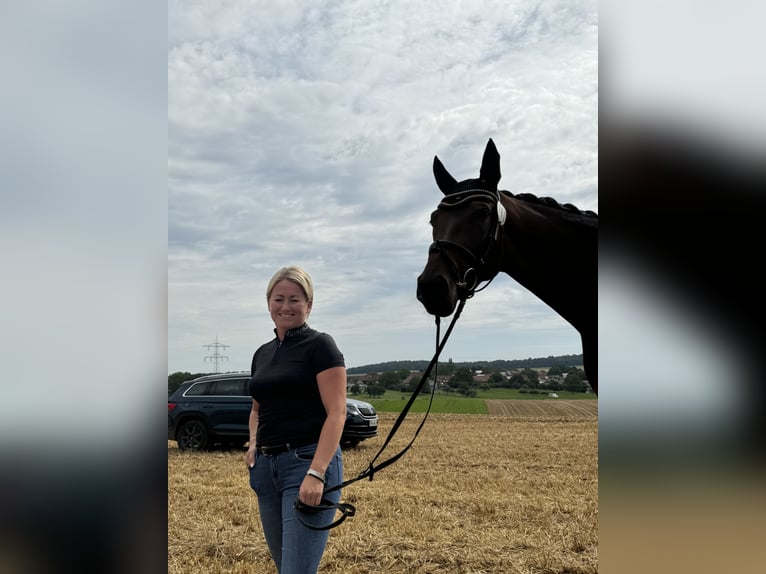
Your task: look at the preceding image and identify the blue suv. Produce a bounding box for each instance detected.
[168,372,378,450]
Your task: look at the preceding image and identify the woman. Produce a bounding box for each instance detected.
[246,266,347,573]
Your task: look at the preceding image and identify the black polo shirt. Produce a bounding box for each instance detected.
[249,324,345,446]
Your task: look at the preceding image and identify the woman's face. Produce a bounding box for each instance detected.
[268,279,312,334]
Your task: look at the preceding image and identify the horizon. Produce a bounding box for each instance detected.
[168,352,584,376]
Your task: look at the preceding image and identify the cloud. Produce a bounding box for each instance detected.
[168,0,598,373]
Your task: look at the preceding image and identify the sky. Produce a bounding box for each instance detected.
[168,0,598,374]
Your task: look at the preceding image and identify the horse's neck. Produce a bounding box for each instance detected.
[498,194,596,334]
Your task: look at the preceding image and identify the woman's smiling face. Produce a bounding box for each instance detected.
[268,279,312,336]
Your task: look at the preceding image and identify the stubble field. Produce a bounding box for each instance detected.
[168,404,598,574]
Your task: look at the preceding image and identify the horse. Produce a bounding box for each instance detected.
[415,139,598,394]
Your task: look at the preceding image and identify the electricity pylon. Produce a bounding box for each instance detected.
[203,335,230,373]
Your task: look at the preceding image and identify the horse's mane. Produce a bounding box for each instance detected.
[500,189,598,219]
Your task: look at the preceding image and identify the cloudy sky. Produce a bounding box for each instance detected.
[168,0,598,374]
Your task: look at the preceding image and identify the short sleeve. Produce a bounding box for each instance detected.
[310,332,345,374]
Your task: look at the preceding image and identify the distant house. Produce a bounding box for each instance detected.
[434,375,450,389]
[346,373,371,392]
[402,372,420,385]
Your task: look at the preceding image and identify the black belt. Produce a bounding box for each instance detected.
[256,442,307,455]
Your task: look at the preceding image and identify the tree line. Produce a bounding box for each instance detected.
[348,363,589,398]
[345,354,583,375]
[168,354,588,396]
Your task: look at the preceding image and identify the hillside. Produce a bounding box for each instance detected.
[346,354,583,374]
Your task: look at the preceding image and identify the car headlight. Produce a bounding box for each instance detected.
[346,404,361,415]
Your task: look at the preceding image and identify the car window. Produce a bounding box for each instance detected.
[213,379,248,396]
[185,382,212,396]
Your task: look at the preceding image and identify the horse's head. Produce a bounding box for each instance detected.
[416,139,506,317]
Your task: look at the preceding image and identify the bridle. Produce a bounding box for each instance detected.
[427,188,507,299]
[294,188,507,531]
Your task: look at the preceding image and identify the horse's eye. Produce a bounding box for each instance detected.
[473,205,491,219]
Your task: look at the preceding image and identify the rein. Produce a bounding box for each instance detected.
[294,298,468,530]
[295,189,504,530]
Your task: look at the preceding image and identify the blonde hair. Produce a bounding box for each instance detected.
[266,266,314,302]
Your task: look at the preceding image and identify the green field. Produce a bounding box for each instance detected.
[362,388,596,414]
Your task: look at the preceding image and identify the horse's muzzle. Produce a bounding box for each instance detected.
[416,273,457,317]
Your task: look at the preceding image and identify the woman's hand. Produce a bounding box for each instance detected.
[299,473,324,506]
[245,445,256,468]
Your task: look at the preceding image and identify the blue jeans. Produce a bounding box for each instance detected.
[249,444,343,574]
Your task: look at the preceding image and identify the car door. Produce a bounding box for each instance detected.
[206,378,252,437]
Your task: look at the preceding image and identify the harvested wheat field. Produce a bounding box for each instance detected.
[168,406,598,574]
[486,400,598,418]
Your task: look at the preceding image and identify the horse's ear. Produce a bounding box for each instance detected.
[433,156,457,194]
[479,138,501,189]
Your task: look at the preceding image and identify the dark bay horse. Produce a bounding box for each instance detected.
[416,139,598,393]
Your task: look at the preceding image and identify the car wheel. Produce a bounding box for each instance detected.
[177,420,208,451]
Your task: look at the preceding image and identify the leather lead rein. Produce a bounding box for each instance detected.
[295,299,467,530]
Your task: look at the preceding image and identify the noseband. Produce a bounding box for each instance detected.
[428,188,506,298]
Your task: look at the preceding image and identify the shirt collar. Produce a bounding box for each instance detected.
[274,323,311,339]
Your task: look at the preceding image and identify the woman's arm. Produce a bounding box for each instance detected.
[298,366,346,504]
[245,399,259,468]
